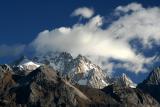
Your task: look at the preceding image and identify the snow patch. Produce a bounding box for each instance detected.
[18,61,40,71]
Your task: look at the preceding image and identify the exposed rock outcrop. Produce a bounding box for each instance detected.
[138,67,160,103]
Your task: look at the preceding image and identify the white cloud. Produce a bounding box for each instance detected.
[111,3,160,47]
[31,3,160,74]
[71,7,94,18]
[31,15,136,62]
[0,44,25,57]
[116,2,143,13]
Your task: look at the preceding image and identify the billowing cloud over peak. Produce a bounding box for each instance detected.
[30,3,160,74]
[1,3,159,75]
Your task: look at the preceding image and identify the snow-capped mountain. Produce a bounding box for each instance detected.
[69,55,109,88]
[12,52,138,89]
[113,73,137,88]
[13,56,40,72]
[32,52,109,88]
[18,61,40,71]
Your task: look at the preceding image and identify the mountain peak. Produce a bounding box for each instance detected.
[12,56,40,73]
[114,73,137,88]
[76,54,91,63]
[144,67,160,85]
[30,52,109,88]
[138,67,160,103]
[26,65,59,83]
[59,52,72,59]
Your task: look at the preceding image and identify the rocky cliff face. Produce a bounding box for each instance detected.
[102,84,159,107]
[0,64,159,107]
[143,67,160,85]
[138,67,160,103]
[113,73,137,88]
[13,53,138,89]
[32,52,109,89]
[0,65,91,107]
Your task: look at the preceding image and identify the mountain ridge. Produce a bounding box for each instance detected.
[0,64,159,107]
[1,52,160,107]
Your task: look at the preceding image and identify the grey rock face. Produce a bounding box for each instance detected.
[138,67,160,103]
[0,65,91,107]
[102,84,159,107]
[113,73,137,88]
[144,67,160,85]
[32,52,109,89]
[0,64,159,107]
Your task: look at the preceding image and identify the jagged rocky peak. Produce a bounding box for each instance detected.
[73,54,96,71]
[144,67,160,85]
[33,51,73,62]
[31,52,109,89]
[27,65,91,104]
[75,54,91,63]
[0,64,91,107]
[101,83,159,107]
[73,54,102,73]
[138,67,160,103]
[32,52,73,73]
[1,55,160,106]
[58,52,73,59]
[114,73,137,88]
[70,54,109,88]
[24,65,60,85]
[73,54,93,73]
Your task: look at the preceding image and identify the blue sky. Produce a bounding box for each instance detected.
[0,0,160,45]
[0,0,160,83]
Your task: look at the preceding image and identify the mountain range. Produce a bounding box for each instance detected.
[0,52,159,107]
